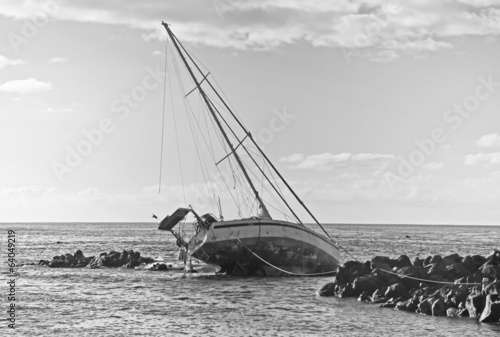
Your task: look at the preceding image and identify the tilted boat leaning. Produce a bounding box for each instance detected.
[157,22,341,276]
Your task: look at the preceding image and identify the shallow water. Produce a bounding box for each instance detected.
[1,222,500,336]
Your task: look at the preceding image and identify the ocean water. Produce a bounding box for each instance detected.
[1,222,500,336]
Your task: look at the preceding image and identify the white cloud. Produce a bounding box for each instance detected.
[152,50,162,56]
[280,152,394,170]
[40,107,75,113]
[1,1,500,58]
[423,162,443,170]
[49,57,67,64]
[476,133,500,147]
[0,55,24,68]
[0,186,55,198]
[340,172,361,179]
[0,78,52,94]
[464,152,500,167]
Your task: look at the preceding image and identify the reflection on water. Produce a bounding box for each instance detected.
[2,223,499,336]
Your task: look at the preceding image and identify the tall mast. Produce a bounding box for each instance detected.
[171,28,333,240]
[162,22,271,219]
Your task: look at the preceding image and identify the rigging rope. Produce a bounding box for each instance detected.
[158,37,168,193]
[166,37,187,204]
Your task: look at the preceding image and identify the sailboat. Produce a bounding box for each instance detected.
[157,22,341,276]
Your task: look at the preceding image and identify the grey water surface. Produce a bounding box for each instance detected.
[1,222,499,336]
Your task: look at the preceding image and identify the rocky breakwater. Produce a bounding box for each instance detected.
[38,249,157,269]
[318,250,500,324]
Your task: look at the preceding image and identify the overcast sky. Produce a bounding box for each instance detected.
[1,0,500,224]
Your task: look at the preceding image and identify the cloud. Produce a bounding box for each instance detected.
[0,185,55,198]
[49,57,67,64]
[423,162,443,170]
[464,152,500,167]
[0,78,52,94]
[0,54,24,68]
[340,172,361,179]
[152,50,163,56]
[476,133,500,147]
[1,1,500,58]
[280,152,394,170]
[40,107,75,113]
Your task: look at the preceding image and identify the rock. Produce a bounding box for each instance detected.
[463,255,487,272]
[469,255,487,271]
[48,256,68,268]
[87,255,106,269]
[371,288,388,302]
[466,292,486,318]
[480,265,500,279]
[43,249,154,269]
[479,294,500,323]
[446,263,471,279]
[373,267,399,285]
[124,251,142,268]
[317,282,336,297]
[413,257,423,268]
[483,280,500,296]
[353,274,383,295]
[446,288,467,307]
[335,283,356,298]
[140,256,156,265]
[337,260,371,284]
[371,256,392,271]
[426,262,448,277]
[417,299,432,315]
[391,255,412,269]
[467,270,483,285]
[429,255,442,265]
[358,291,371,302]
[447,307,460,317]
[152,263,168,271]
[431,298,447,316]
[405,235,410,238]
[424,256,432,265]
[119,250,129,264]
[395,297,419,312]
[56,241,62,244]
[396,266,424,289]
[74,250,84,259]
[379,298,397,308]
[315,252,500,321]
[441,253,461,267]
[385,282,410,300]
[485,250,500,266]
[38,260,50,266]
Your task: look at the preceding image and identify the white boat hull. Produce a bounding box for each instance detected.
[187,219,341,276]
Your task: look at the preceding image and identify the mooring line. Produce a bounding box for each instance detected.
[376,267,482,286]
[228,229,337,276]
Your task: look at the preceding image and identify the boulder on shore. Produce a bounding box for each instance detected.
[318,250,500,325]
[46,250,94,268]
[39,249,155,269]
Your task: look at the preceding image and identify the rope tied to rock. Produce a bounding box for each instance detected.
[376,267,483,286]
